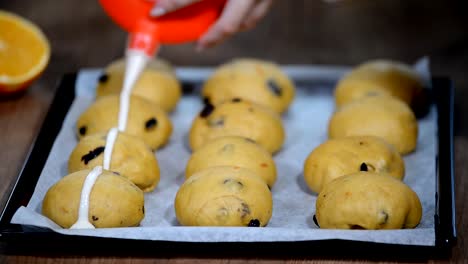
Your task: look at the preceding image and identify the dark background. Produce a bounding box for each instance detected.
[1,0,467,262]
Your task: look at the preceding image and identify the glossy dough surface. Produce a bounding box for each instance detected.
[76,95,172,150]
[68,132,160,192]
[42,169,145,228]
[316,172,422,229]
[334,60,424,108]
[304,136,405,193]
[328,95,418,154]
[202,58,295,113]
[96,58,181,112]
[175,166,273,227]
[186,136,277,187]
[189,99,285,154]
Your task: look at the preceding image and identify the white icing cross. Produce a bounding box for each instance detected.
[70,166,103,229]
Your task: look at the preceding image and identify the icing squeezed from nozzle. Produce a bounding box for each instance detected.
[118,50,150,131]
[70,166,103,229]
[71,49,153,230]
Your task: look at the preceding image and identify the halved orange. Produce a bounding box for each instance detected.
[0,10,50,94]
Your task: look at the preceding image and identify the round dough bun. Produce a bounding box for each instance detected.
[202,58,295,114]
[334,60,425,111]
[186,136,277,188]
[68,132,160,192]
[76,95,172,150]
[189,98,285,154]
[304,136,404,193]
[96,57,181,112]
[175,166,272,227]
[316,172,422,229]
[328,95,418,154]
[42,169,145,228]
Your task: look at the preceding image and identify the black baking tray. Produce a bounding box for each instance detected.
[0,73,456,260]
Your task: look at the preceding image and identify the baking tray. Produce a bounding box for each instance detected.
[0,72,456,259]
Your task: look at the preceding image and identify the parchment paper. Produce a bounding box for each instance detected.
[11,59,436,245]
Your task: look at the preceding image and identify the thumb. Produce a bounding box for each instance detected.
[150,0,202,17]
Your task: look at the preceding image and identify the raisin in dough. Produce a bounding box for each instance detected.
[76,95,172,150]
[304,136,404,193]
[202,58,295,113]
[175,166,272,227]
[96,57,181,112]
[315,172,422,229]
[68,132,160,192]
[42,169,145,228]
[186,136,277,188]
[328,95,418,154]
[189,98,285,154]
[334,60,425,112]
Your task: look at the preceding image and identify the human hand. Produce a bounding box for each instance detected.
[151,0,274,51]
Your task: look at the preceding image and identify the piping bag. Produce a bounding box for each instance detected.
[99,0,225,130]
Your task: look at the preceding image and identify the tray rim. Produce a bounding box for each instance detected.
[0,72,457,258]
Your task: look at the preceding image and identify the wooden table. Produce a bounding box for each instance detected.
[1,0,467,262]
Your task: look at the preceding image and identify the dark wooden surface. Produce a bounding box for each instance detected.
[1,0,467,263]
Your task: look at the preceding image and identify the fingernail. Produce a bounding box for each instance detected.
[150,7,166,17]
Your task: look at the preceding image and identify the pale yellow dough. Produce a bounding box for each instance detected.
[42,169,145,228]
[175,166,272,227]
[185,136,277,188]
[304,136,405,193]
[316,172,422,229]
[202,58,295,113]
[76,95,172,150]
[96,57,181,112]
[68,132,160,192]
[328,95,418,154]
[189,99,285,154]
[334,60,424,109]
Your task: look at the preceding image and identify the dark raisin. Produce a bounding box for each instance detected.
[200,103,215,118]
[142,206,145,214]
[267,79,282,96]
[379,210,389,224]
[203,96,211,105]
[79,126,87,136]
[81,146,105,165]
[223,178,243,187]
[244,138,256,144]
[350,225,365,230]
[313,215,320,227]
[145,118,158,130]
[359,141,364,146]
[240,203,251,217]
[360,163,368,172]
[208,117,224,127]
[247,219,260,227]
[98,73,109,83]
[92,215,99,221]
[231,98,242,103]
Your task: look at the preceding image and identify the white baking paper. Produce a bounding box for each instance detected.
[11,58,436,245]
